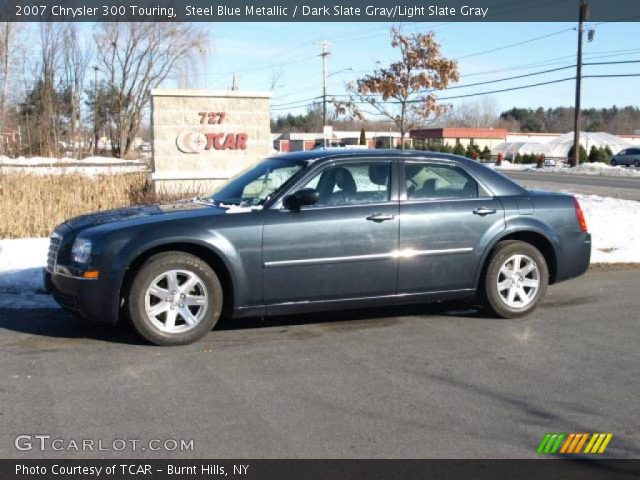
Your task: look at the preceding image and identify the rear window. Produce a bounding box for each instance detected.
[405,163,479,200]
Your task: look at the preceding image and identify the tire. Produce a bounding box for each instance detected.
[634,159,640,168]
[128,252,223,346]
[610,159,617,166]
[481,240,548,319]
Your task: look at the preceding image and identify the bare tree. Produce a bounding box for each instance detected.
[95,22,207,157]
[269,64,284,91]
[62,24,91,158]
[443,97,499,128]
[0,22,19,155]
[335,27,459,146]
[39,23,64,156]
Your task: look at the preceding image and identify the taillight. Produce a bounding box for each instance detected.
[573,197,588,233]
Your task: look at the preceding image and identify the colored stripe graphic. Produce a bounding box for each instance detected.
[584,433,613,454]
[539,433,613,455]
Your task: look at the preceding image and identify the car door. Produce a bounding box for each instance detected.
[262,158,399,305]
[398,160,505,293]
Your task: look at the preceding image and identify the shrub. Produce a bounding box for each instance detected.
[453,143,465,156]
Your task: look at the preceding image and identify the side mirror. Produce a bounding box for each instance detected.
[283,188,319,211]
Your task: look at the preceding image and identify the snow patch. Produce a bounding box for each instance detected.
[575,194,640,263]
[496,161,640,177]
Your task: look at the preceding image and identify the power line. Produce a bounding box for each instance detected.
[454,27,575,60]
[271,71,640,111]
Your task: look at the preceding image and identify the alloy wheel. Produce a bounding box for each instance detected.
[144,269,208,333]
[496,254,540,309]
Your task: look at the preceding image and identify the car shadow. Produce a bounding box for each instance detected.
[0,299,495,346]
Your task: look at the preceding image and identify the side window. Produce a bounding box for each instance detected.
[618,150,627,156]
[405,163,479,200]
[300,162,391,206]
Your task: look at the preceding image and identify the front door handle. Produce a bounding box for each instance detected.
[366,213,395,222]
[473,207,497,216]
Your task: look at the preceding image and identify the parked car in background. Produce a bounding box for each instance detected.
[611,148,640,167]
[44,150,591,346]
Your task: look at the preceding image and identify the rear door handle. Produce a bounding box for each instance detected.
[473,207,497,216]
[366,213,395,222]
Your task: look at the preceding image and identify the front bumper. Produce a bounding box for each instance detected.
[43,268,119,324]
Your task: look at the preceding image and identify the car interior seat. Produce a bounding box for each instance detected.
[327,168,357,205]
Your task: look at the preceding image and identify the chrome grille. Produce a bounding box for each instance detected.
[47,232,62,272]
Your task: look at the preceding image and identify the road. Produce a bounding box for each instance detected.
[501,170,640,201]
[1,267,639,459]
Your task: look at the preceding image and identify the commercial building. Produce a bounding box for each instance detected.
[409,127,508,150]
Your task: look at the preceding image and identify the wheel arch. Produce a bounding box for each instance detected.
[117,241,236,321]
[476,227,559,289]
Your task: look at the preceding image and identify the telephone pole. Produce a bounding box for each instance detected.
[316,40,331,127]
[572,0,589,167]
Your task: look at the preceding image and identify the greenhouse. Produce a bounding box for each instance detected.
[491,131,631,160]
[491,142,550,160]
[545,132,630,159]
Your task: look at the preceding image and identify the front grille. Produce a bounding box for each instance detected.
[47,232,62,272]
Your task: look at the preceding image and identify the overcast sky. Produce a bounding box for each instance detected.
[172,21,639,116]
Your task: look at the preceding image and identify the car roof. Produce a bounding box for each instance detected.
[272,149,527,197]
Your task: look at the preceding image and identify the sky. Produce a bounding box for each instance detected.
[166,21,640,118]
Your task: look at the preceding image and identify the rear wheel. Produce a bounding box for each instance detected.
[610,159,617,166]
[482,240,548,319]
[128,252,223,345]
[634,159,640,168]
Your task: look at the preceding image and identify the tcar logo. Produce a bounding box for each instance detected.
[176,131,207,154]
[176,131,248,154]
[537,432,613,455]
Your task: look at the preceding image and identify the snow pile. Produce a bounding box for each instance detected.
[575,194,640,263]
[0,237,57,309]
[0,193,638,309]
[537,162,640,177]
[495,161,640,177]
[0,155,145,166]
[0,155,148,176]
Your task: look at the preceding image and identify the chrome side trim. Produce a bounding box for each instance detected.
[265,252,392,267]
[263,247,473,268]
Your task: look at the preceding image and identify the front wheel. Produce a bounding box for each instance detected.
[128,252,223,345]
[634,159,640,168]
[481,240,548,319]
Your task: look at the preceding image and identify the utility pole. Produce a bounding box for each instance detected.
[92,65,99,155]
[572,0,589,167]
[316,40,331,127]
[231,73,238,91]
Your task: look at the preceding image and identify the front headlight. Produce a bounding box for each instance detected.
[71,238,92,263]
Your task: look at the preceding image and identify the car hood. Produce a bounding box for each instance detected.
[63,200,245,234]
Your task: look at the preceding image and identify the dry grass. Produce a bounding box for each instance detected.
[0,170,203,239]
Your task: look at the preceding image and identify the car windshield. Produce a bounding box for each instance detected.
[208,157,309,206]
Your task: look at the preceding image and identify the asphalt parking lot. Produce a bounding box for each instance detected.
[1,266,639,459]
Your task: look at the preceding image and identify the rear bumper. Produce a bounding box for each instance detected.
[554,232,591,283]
[43,269,118,324]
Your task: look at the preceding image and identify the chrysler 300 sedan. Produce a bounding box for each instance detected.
[44,150,591,345]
